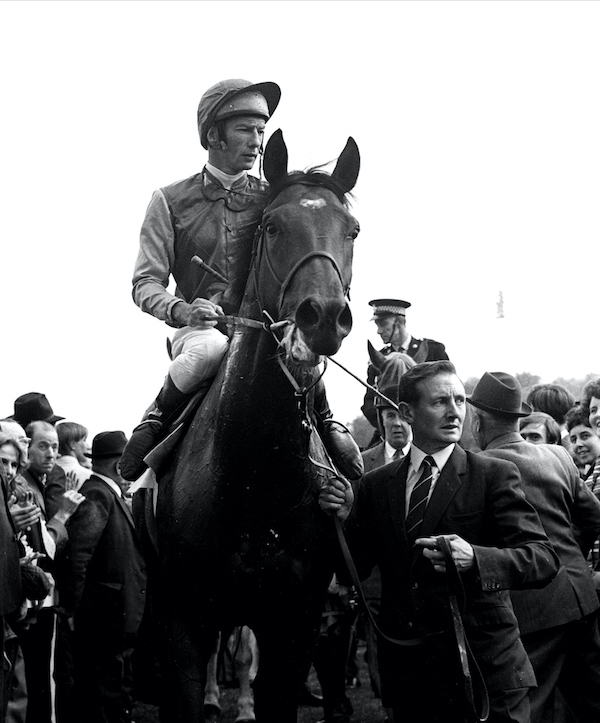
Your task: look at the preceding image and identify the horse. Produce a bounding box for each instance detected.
[204,625,258,723]
[153,129,360,723]
[367,340,416,400]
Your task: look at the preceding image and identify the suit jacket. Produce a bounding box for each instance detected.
[17,469,68,561]
[59,474,146,639]
[481,433,600,634]
[361,442,388,474]
[349,444,558,700]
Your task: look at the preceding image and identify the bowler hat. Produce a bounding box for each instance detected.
[197,78,281,150]
[369,298,411,320]
[86,431,128,459]
[468,372,532,417]
[10,392,64,427]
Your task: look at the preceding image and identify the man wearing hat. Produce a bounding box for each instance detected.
[9,392,64,428]
[362,299,448,430]
[470,371,600,723]
[59,431,146,723]
[123,78,279,479]
[321,361,558,723]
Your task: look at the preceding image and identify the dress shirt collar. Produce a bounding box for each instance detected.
[93,472,124,498]
[385,440,411,462]
[409,443,455,474]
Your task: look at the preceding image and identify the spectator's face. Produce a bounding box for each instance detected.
[71,437,89,465]
[380,408,411,450]
[28,428,59,475]
[0,443,18,484]
[569,424,600,466]
[589,396,600,438]
[520,423,548,445]
[0,421,30,458]
[405,373,466,453]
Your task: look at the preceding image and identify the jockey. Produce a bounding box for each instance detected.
[122,79,362,483]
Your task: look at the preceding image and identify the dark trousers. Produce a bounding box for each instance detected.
[382,634,530,723]
[72,629,135,723]
[522,612,600,723]
[18,609,55,723]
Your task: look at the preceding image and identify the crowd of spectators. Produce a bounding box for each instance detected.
[2,374,600,723]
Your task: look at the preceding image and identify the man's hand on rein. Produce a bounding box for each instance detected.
[319,476,354,522]
[415,534,475,574]
[172,298,224,328]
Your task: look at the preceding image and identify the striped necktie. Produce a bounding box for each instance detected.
[406,455,435,544]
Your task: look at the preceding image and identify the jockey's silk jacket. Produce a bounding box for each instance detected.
[132,168,269,326]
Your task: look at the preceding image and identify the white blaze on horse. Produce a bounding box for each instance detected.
[150,130,360,723]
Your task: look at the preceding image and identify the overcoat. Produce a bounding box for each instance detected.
[60,474,146,638]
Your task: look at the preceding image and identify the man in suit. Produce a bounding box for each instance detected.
[321,360,558,723]
[470,371,600,723]
[362,299,448,429]
[60,431,147,723]
[362,385,412,473]
[360,386,411,718]
[11,421,84,723]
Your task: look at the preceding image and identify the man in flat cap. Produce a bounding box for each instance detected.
[59,431,146,723]
[470,371,600,723]
[123,79,281,479]
[361,299,448,431]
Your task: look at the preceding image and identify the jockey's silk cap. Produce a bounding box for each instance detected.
[85,430,128,459]
[467,371,532,418]
[198,79,281,149]
[9,392,64,427]
[369,298,411,320]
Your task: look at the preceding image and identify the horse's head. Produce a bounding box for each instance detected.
[368,340,416,390]
[252,130,360,365]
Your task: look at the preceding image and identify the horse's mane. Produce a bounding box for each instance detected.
[266,167,353,208]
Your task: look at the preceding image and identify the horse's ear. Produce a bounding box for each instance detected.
[332,137,360,194]
[263,129,288,185]
[368,340,387,373]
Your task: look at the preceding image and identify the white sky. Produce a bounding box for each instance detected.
[1,0,599,438]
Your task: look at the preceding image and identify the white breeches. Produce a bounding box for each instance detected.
[168,327,229,394]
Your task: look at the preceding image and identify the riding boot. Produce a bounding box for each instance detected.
[121,375,190,481]
[314,380,364,481]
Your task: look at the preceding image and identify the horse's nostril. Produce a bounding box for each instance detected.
[296,299,320,330]
[339,304,352,332]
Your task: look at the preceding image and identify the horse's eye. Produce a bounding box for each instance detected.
[265,222,278,236]
[349,225,360,241]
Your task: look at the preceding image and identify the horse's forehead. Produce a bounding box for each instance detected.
[270,185,345,215]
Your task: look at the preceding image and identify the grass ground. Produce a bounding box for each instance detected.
[133,643,387,723]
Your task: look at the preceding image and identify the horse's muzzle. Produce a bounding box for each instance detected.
[295,297,352,356]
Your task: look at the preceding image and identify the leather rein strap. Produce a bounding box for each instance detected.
[438,536,490,723]
[333,518,489,721]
